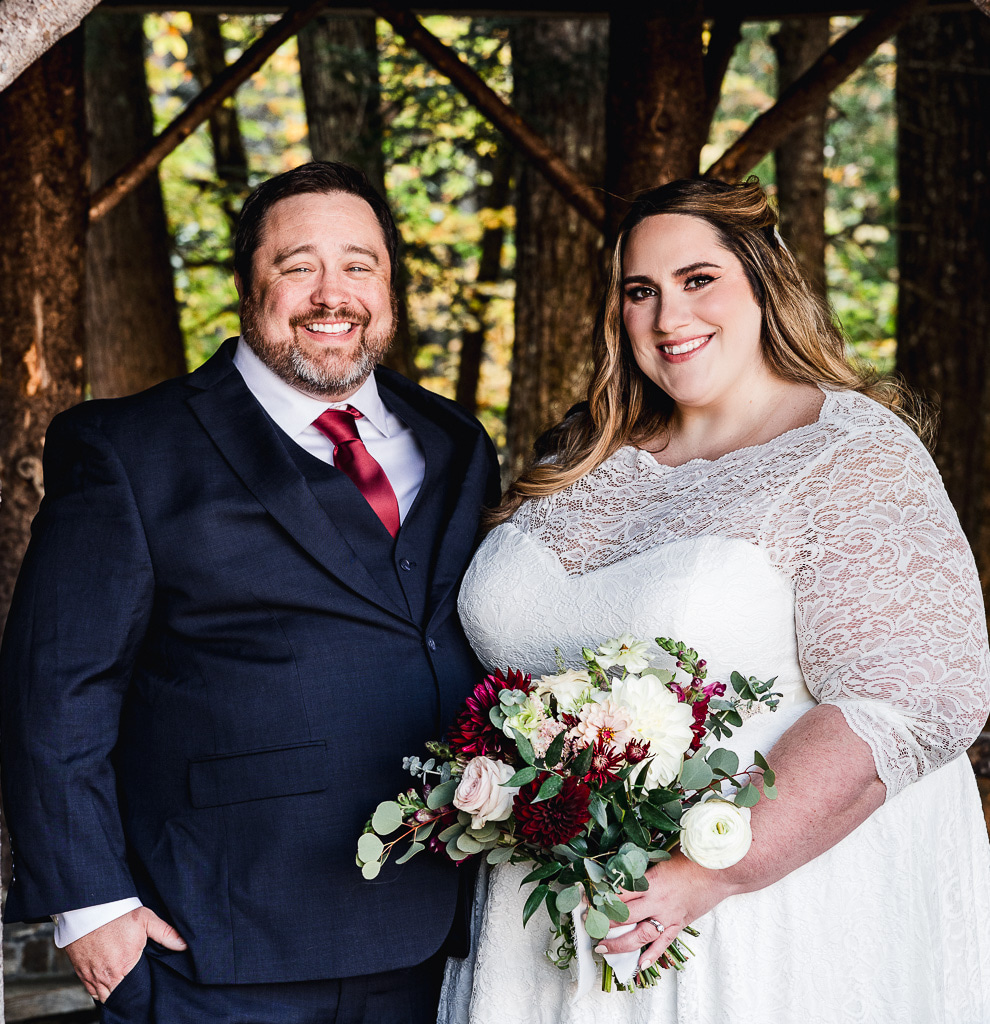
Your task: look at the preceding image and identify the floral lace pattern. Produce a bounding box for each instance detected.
[442,389,990,1023]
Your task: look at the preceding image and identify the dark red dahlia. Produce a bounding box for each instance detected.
[624,738,652,763]
[513,773,591,847]
[446,668,532,762]
[585,737,624,787]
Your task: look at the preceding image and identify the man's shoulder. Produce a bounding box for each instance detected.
[51,342,235,439]
[375,366,486,437]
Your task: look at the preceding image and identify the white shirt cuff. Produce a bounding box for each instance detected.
[51,897,143,948]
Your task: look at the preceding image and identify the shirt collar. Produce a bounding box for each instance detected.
[232,337,392,440]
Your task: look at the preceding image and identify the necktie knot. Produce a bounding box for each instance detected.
[312,407,400,538]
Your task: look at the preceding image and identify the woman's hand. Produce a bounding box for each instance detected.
[594,853,733,971]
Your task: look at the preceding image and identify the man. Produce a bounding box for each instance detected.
[1,162,500,1022]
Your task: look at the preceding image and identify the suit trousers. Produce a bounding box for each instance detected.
[99,946,447,1024]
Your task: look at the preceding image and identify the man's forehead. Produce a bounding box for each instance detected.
[257,191,387,252]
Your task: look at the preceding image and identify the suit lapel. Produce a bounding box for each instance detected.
[186,346,408,620]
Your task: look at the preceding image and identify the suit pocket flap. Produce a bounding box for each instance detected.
[188,741,329,808]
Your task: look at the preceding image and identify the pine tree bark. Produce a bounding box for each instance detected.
[85,11,186,399]
[298,12,417,380]
[773,18,830,298]
[189,13,249,189]
[506,19,607,476]
[0,29,87,633]
[606,3,709,234]
[456,146,512,416]
[896,10,990,599]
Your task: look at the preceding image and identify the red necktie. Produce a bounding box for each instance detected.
[312,407,401,538]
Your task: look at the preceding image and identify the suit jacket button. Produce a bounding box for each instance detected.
[399,558,413,571]
[426,637,437,651]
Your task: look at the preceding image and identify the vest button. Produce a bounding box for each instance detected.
[426,637,437,651]
[399,558,413,571]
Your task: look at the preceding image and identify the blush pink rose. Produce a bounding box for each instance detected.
[453,756,518,828]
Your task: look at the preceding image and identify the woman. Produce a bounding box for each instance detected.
[439,178,990,1023]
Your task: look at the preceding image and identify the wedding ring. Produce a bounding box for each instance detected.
[648,917,664,934]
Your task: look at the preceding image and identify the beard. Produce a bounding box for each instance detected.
[239,295,396,399]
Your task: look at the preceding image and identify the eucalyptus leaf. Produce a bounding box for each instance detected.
[427,779,458,809]
[584,907,610,940]
[552,843,580,862]
[438,823,464,842]
[734,783,760,807]
[753,750,770,771]
[602,898,630,923]
[679,755,714,791]
[440,762,452,783]
[371,801,404,836]
[487,846,515,865]
[583,858,606,883]
[618,845,649,878]
[648,848,672,862]
[468,823,499,843]
[456,832,484,855]
[555,885,584,915]
[361,860,381,880]
[357,833,384,863]
[707,748,739,778]
[489,706,506,729]
[415,819,436,841]
[764,783,778,800]
[445,837,471,861]
[395,841,425,865]
[763,768,776,787]
[523,885,550,926]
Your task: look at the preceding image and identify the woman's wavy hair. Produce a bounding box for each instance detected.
[488,176,933,529]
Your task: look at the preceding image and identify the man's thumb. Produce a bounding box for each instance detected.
[144,911,188,950]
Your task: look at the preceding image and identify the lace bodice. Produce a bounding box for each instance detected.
[460,389,990,799]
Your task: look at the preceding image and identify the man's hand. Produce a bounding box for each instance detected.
[64,907,187,1002]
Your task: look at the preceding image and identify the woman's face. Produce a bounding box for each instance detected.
[621,213,766,415]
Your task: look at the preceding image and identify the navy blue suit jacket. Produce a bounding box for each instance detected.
[0,339,501,984]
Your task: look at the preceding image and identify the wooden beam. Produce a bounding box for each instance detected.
[705,0,927,181]
[89,0,332,221]
[371,3,607,231]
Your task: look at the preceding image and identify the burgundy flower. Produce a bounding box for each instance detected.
[585,737,624,787]
[689,699,709,750]
[425,805,459,856]
[446,668,533,762]
[513,773,591,847]
[624,738,652,763]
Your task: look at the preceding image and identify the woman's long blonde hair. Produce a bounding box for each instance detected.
[487,177,932,529]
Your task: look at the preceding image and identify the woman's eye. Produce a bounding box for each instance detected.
[684,274,714,290]
[624,286,654,302]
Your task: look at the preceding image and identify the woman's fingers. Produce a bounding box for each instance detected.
[638,923,681,972]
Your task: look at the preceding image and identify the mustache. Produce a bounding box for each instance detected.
[289,306,370,329]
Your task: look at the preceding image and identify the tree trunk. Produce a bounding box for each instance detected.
[189,13,249,189]
[506,19,607,477]
[456,146,512,416]
[896,10,990,600]
[773,19,830,298]
[0,32,87,960]
[298,12,418,381]
[0,29,87,631]
[85,11,186,399]
[606,3,709,234]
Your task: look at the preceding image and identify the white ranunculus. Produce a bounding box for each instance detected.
[536,668,594,714]
[452,756,518,829]
[679,796,752,869]
[610,674,694,786]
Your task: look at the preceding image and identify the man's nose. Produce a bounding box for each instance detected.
[310,270,351,309]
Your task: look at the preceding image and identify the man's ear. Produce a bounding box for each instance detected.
[234,271,244,299]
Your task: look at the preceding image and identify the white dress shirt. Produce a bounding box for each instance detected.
[53,339,426,947]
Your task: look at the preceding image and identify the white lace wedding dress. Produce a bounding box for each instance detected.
[438,389,990,1024]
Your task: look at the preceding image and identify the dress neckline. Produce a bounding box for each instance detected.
[626,386,835,474]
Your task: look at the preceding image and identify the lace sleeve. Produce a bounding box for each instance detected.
[765,426,990,799]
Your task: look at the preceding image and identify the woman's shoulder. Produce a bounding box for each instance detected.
[816,387,932,461]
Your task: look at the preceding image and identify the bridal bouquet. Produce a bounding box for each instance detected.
[357,635,779,992]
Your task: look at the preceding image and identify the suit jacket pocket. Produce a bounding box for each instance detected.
[188,741,329,808]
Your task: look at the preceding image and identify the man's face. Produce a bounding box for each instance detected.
[237,191,395,399]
